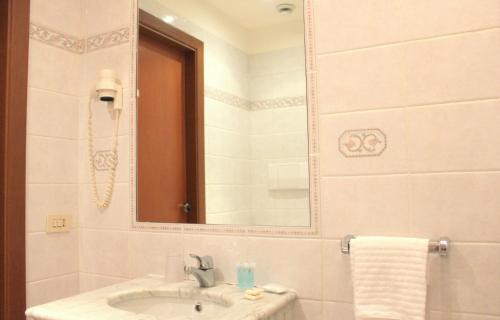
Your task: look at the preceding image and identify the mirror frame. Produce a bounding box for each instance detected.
[129,0,320,237]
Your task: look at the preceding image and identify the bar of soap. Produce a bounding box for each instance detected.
[244,293,263,301]
[245,288,264,296]
[262,283,288,294]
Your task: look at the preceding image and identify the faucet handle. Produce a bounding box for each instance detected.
[189,254,214,270]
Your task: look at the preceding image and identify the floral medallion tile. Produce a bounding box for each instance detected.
[338,128,387,158]
[93,150,118,171]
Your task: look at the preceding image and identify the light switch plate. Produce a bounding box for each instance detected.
[46,214,71,233]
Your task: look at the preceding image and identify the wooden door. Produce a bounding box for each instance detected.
[137,10,205,224]
[138,31,188,223]
[0,0,29,318]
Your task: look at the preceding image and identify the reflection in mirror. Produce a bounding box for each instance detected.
[137,0,310,227]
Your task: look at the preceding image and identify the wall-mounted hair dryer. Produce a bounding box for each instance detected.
[88,69,123,209]
[95,69,123,110]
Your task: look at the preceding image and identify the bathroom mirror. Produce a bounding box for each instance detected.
[135,0,311,228]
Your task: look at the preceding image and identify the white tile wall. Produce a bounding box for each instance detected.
[318,29,500,113]
[314,0,500,54]
[79,229,130,278]
[314,1,500,319]
[28,88,79,139]
[27,136,78,184]
[407,100,500,172]
[27,274,80,308]
[247,48,309,226]
[26,231,79,282]
[78,272,128,293]
[26,0,82,306]
[28,40,81,96]
[26,184,78,233]
[83,0,132,36]
[27,0,134,306]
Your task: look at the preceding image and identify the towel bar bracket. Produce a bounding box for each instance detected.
[340,235,450,257]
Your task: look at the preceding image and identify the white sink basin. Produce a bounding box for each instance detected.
[26,278,297,320]
[110,295,229,319]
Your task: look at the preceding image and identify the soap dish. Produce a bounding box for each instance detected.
[262,283,288,294]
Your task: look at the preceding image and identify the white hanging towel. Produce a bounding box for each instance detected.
[350,236,429,320]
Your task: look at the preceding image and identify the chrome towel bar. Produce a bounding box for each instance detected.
[340,235,450,257]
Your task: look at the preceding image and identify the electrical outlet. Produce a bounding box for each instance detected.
[46,214,71,233]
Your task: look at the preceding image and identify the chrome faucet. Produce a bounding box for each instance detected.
[185,254,215,288]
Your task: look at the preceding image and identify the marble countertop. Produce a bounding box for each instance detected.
[26,276,297,320]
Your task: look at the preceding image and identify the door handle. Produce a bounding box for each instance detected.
[179,202,191,213]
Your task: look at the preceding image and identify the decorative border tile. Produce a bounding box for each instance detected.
[205,86,306,111]
[86,27,130,53]
[338,128,387,158]
[130,0,321,238]
[250,96,306,111]
[30,23,85,54]
[29,22,130,54]
[204,87,250,110]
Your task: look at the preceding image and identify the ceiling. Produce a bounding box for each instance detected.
[202,0,304,30]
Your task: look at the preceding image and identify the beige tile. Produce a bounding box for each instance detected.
[79,272,128,293]
[206,185,251,214]
[249,109,276,136]
[250,106,308,136]
[78,183,130,231]
[271,106,308,134]
[321,175,411,238]
[410,173,500,242]
[205,98,250,133]
[407,101,500,172]
[293,299,322,320]
[28,88,79,139]
[319,110,408,176]
[246,238,322,300]
[323,301,354,320]
[273,71,307,99]
[314,0,500,53]
[128,232,184,279]
[250,132,308,160]
[84,0,132,36]
[205,156,251,185]
[27,184,78,233]
[27,231,78,282]
[29,40,81,96]
[28,136,78,184]
[321,241,353,303]
[183,235,248,284]
[30,0,82,36]
[205,127,250,159]
[428,243,500,314]
[318,29,500,114]
[79,229,129,278]
[27,273,79,308]
[249,74,276,101]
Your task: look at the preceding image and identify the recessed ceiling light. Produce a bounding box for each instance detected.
[276,3,296,15]
[162,15,176,24]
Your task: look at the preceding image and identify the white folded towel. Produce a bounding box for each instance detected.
[350,236,429,320]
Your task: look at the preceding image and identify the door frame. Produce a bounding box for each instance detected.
[0,0,29,319]
[138,10,206,224]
